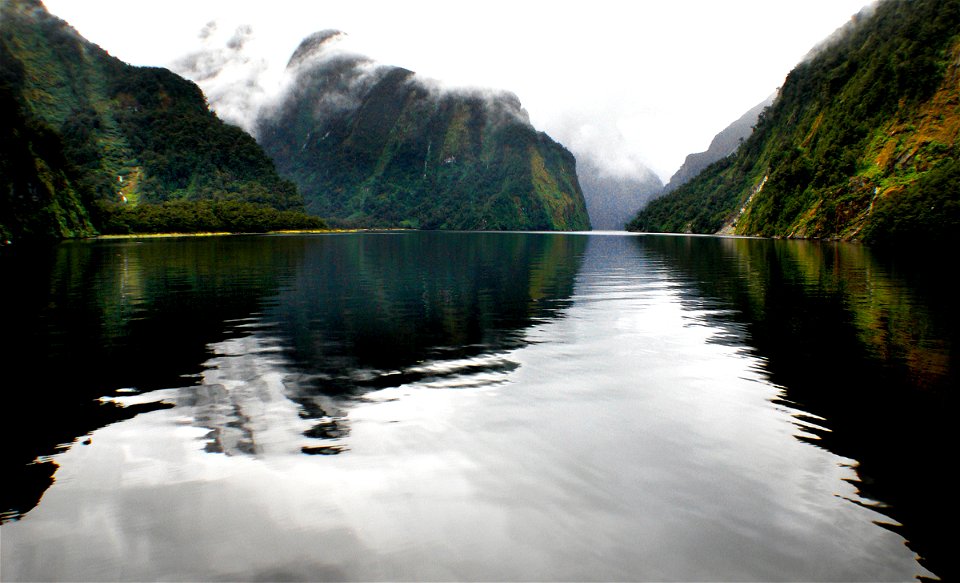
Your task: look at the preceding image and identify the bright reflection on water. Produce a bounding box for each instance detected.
[0,232,951,581]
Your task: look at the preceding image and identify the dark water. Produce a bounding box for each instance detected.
[0,232,954,581]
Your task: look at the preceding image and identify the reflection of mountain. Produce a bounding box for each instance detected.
[264,233,585,395]
[0,237,299,521]
[266,233,587,448]
[640,235,955,580]
[1,232,585,520]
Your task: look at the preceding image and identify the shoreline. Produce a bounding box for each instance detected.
[92,228,371,240]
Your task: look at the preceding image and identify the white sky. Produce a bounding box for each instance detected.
[42,0,873,181]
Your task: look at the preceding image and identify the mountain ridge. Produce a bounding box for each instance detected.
[662,95,775,194]
[629,0,960,246]
[252,32,591,231]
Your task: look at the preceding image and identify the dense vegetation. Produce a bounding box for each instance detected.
[95,200,326,234]
[257,32,590,231]
[0,36,96,240]
[630,0,960,245]
[1,0,320,242]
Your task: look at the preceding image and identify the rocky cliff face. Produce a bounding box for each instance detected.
[256,32,591,231]
[0,0,304,241]
[630,0,960,246]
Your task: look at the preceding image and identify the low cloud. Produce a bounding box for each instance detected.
[547,112,660,183]
[175,24,540,139]
[171,23,273,134]
[198,21,217,42]
[800,1,879,63]
[258,30,401,133]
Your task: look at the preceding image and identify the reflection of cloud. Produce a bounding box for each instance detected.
[4,236,933,583]
[181,335,312,456]
[108,331,347,457]
[106,327,522,458]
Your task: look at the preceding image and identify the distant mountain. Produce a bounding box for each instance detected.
[577,158,662,230]
[629,0,960,246]
[0,0,315,242]
[255,31,590,231]
[662,95,775,193]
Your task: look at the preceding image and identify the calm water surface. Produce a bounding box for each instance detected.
[0,232,954,581]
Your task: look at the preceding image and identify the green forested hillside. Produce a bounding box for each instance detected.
[1,0,320,241]
[629,0,960,246]
[257,32,590,231]
[1,36,96,240]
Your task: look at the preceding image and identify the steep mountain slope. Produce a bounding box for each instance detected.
[256,32,590,231]
[0,0,311,241]
[1,37,95,241]
[662,95,775,193]
[577,158,662,230]
[629,0,960,246]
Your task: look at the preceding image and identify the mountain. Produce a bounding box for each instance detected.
[629,0,960,246]
[255,31,590,231]
[577,158,662,230]
[662,95,775,193]
[0,0,317,242]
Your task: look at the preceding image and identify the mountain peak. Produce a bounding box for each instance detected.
[287,30,348,68]
[257,31,590,230]
[662,94,775,193]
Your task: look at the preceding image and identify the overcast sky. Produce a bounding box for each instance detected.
[43,0,873,181]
